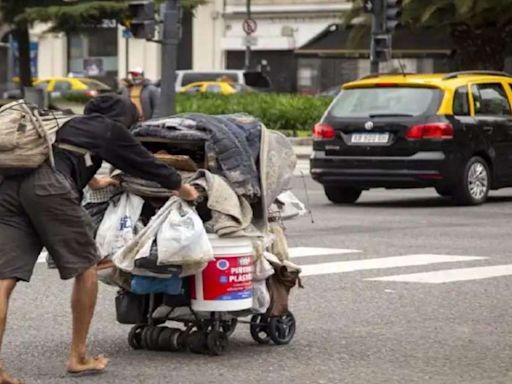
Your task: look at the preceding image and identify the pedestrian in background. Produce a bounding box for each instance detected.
[120,67,160,120]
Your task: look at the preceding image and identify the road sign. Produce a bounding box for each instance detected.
[243,35,258,47]
[242,18,257,35]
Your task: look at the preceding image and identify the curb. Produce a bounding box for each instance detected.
[288,137,312,146]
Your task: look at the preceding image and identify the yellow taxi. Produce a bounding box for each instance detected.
[311,70,512,205]
[34,77,112,98]
[179,81,252,95]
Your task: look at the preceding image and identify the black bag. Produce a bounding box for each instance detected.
[115,291,150,324]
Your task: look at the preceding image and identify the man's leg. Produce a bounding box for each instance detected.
[20,165,108,374]
[0,279,23,384]
[66,266,108,374]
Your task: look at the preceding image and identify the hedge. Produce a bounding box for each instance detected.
[54,93,334,133]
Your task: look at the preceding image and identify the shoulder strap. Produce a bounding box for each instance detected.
[53,142,94,167]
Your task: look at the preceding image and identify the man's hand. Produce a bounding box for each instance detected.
[88,176,120,190]
[177,184,199,202]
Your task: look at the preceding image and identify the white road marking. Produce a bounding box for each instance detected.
[293,160,310,176]
[300,254,486,277]
[37,251,48,263]
[288,246,361,259]
[367,264,512,284]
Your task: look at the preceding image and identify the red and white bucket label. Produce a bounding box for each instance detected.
[191,254,254,301]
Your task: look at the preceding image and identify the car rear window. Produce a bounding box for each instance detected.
[329,87,441,118]
[80,79,111,90]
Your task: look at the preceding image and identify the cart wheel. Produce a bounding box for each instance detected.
[250,314,271,345]
[150,327,166,350]
[268,312,296,345]
[128,325,145,350]
[221,318,238,337]
[168,328,185,352]
[207,331,228,356]
[187,330,207,354]
[157,327,173,351]
[140,326,154,350]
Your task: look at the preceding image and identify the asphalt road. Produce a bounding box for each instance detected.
[5,159,512,384]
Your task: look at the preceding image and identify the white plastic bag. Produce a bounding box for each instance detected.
[274,191,307,220]
[252,280,271,314]
[95,193,144,259]
[156,200,213,266]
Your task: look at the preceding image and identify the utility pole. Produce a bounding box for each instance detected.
[156,0,180,117]
[244,0,252,70]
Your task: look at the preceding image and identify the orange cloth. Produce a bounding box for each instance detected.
[129,85,144,120]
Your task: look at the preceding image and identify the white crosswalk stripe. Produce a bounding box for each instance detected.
[298,254,486,277]
[367,264,512,284]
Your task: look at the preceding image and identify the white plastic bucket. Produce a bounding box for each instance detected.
[190,235,254,312]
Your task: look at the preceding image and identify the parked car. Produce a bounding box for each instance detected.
[310,71,512,206]
[3,76,112,99]
[179,81,254,95]
[157,70,272,92]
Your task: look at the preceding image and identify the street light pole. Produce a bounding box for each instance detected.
[244,0,251,70]
[156,0,180,117]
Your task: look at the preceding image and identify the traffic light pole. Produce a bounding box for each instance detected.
[370,0,383,74]
[156,0,179,117]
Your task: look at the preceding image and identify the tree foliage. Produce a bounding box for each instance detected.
[0,0,205,87]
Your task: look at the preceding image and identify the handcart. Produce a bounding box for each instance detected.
[98,114,302,356]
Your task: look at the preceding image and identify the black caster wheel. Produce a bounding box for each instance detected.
[268,312,296,345]
[207,331,229,356]
[158,327,184,352]
[157,327,173,351]
[150,327,166,350]
[128,325,145,350]
[140,326,154,350]
[250,314,271,345]
[187,330,208,354]
[221,318,238,337]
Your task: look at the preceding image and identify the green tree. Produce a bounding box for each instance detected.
[0,0,204,90]
[347,0,512,70]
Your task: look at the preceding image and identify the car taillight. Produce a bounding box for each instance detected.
[312,123,335,139]
[405,123,454,140]
[85,89,98,97]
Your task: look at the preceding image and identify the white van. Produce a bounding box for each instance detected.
[173,70,272,91]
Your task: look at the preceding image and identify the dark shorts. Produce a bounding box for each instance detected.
[0,164,99,281]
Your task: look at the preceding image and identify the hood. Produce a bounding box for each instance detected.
[84,94,139,128]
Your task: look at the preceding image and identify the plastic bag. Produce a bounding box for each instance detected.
[95,193,144,259]
[252,280,271,314]
[156,200,214,266]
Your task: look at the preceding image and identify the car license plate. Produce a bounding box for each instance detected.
[350,132,389,144]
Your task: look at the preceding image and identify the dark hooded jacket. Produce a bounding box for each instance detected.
[54,94,181,192]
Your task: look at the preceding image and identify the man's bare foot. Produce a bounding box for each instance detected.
[0,368,23,384]
[67,355,109,376]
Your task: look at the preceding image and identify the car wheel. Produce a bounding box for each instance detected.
[324,186,362,204]
[452,156,490,206]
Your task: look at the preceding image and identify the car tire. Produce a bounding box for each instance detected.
[452,156,490,206]
[324,186,362,204]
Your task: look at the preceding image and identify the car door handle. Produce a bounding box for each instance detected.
[483,126,494,133]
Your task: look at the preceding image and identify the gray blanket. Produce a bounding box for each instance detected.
[132,113,261,199]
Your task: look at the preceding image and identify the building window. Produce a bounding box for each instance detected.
[67,26,118,87]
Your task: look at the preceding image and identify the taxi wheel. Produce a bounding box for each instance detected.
[324,185,362,204]
[453,156,490,206]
